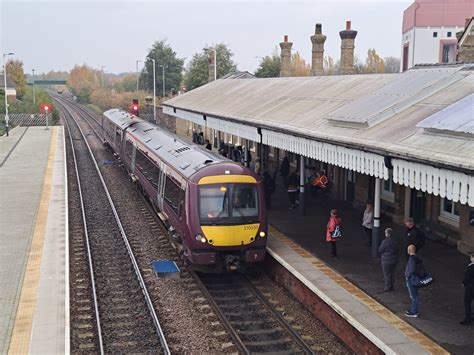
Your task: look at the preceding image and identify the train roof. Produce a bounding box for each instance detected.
[103,108,226,179]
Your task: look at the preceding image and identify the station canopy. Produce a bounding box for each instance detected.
[163,64,474,206]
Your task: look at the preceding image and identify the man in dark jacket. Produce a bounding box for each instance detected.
[404,218,425,254]
[379,228,399,292]
[405,245,422,317]
[460,253,474,325]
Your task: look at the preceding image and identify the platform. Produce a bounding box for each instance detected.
[265,181,472,354]
[0,126,68,354]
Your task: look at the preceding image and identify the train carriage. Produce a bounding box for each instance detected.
[102,109,267,272]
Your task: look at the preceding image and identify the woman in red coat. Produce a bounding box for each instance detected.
[326,209,341,257]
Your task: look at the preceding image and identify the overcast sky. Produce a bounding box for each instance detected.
[1,0,411,74]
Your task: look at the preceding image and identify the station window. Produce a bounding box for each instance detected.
[165,176,182,214]
[447,31,452,38]
[433,31,438,38]
[439,198,460,226]
[381,173,395,203]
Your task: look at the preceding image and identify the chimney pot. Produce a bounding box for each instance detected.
[284,35,288,42]
[315,23,322,35]
[346,21,351,30]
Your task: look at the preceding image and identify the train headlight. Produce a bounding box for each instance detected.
[259,231,266,238]
[195,234,207,243]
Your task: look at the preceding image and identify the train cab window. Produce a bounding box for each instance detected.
[199,184,258,225]
[165,176,181,213]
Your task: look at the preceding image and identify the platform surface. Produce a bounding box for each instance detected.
[0,126,68,354]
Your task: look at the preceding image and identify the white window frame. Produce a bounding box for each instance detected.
[439,198,460,227]
[381,173,395,203]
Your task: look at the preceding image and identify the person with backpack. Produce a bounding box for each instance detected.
[326,209,342,257]
[460,252,474,325]
[404,217,426,255]
[404,244,422,317]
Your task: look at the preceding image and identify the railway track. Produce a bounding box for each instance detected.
[193,272,316,354]
[60,99,169,354]
[57,96,347,354]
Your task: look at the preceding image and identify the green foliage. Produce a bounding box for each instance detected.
[139,39,184,97]
[6,59,28,99]
[183,43,237,90]
[114,74,138,93]
[67,64,99,103]
[255,55,280,78]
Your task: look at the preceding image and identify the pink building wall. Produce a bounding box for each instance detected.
[402,0,474,33]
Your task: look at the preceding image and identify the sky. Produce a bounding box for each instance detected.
[1,0,412,75]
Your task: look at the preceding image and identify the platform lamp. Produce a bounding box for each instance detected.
[3,52,14,137]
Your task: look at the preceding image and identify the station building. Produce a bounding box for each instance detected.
[400,0,474,71]
[160,21,474,256]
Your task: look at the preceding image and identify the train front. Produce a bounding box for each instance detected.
[187,163,267,272]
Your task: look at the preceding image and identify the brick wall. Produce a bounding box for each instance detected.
[264,255,383,354]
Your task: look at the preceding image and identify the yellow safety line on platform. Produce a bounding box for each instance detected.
[268,225,449,355]
[8,127,58,355]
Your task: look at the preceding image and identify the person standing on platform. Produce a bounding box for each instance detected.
[262,171,275,210]
[326,209,341,257]
[254,157,261,175]
[280,156,290,188]
[404,245,421,317]
[287,172,299,209]
[362,201,374,246]
[460,253,474,325]
[378,228,398,292]
[404,217,426,255]
[205,139,212,150]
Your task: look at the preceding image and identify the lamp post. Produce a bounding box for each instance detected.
[136,60,142,93]
[3,52,14,137]
[151,58,156,123]
[32,69,36,108]
[101,66,106,88]
[159,64,165,97]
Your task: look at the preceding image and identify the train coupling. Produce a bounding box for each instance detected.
[224,255,241,272]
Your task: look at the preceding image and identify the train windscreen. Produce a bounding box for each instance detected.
[199,184,259,225]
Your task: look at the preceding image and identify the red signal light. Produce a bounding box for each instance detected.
[133,105,138,111]
[42,104,51,112]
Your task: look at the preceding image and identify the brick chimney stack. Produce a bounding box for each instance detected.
[339,21,358,74]
[311,23,327,75]
[208,48,216,82]
[279,35,293,77]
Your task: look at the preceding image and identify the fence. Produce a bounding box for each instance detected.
[0,113,53,127]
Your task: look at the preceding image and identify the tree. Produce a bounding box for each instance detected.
[384,57,401,73]
[184,43,237,90]
[114,74,138,92]
[6,59,27,99]
[365,48,385,74]
[290,52,311,76]
[139,39,184,97]
[67,64,99,103]
[323,55,336,75]
[255,54,280,78]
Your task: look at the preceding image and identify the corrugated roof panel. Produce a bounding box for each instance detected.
[328,66,466,127]
[417,93,474,135]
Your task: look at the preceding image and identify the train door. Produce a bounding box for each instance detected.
[157,162,166,211]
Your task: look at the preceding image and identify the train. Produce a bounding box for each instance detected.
[102,109,268,272]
